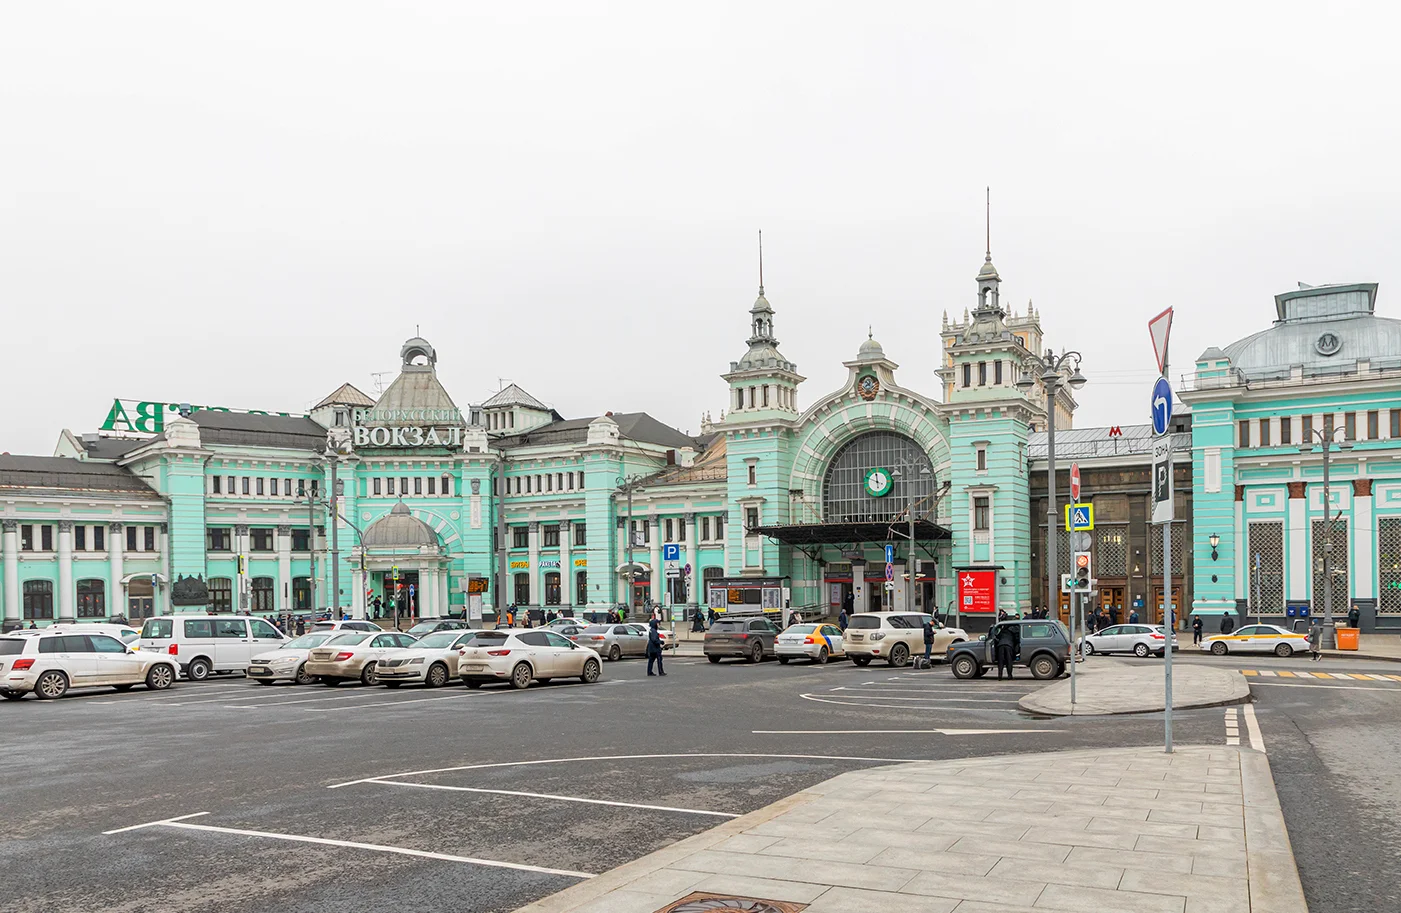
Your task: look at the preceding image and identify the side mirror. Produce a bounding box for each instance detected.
[978,634,988,642]
[569,642,578,649]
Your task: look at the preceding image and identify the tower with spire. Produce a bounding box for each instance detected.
[722,231,805,420]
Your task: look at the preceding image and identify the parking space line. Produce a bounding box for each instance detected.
[302,691,493,712]
[370,780,739,818]
[111,817,594,878]
[807,692,1022,704]
[102,812,211,835]
[798,694,1022,712]
[329,753,914,789]
[752,728,1056,735]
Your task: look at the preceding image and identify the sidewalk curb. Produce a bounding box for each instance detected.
[1018,663,1253,716]
[1318,651,1401,663]
[1241,748,1310,913]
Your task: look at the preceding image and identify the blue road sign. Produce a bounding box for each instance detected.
[1070,505,1093,531]
[662,543,681,562]
[1151,376,1173,435]
[884,544,895,563]
[885,563,895,580]
[408,584,416,595]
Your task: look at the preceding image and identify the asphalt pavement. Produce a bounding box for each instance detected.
[0,650,1392,913]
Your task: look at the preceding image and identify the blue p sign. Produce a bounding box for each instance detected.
[663,543,681,562]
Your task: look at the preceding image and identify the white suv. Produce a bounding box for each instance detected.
[843,612,968,667]
[1,631,179,700]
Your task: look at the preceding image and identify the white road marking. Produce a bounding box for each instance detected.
[1243,703,1265,751]
[1249,682,1399,692]
[751,728,1057,735]
[303,692,491,712]
[102,812,210,835]
[370,779,739,818]
[114,817,594,878]
[797,694,1023,712]
[329,752,917,789]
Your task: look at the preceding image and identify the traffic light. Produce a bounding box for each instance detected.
[1072,551,1092,590]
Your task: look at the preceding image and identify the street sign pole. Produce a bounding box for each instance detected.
[1149,306,1175,755]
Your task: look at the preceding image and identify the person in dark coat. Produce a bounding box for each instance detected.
[1108,606,1120,626]
[843,591,855,618]
[1129,609,1140,625]
[691,607,705,633]
[1308,622,1323,661]
[1191,615,1203,644]
[1220,614,1235,635]
[994,623,1018,680]
[837,608,849,632]
[922,616,935,665]
[295,616,306,636]
[646,618,666,676]
[1347,604,1360,628]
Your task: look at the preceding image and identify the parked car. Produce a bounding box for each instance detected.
[246,632,337,685]
[138,615,287,680]
[1201,623,1308,657]
[377,630,486,687]
[776,623,847,664]
[948,619,1071,680]
[457,629,602,689]
[310,619,383,634]
[1081,624,1177,658]
[843,612,968,667]
[704,616,780,663]
[572,623,647,661]
[304,631,418,685]
[49,623,143,648]
[403,619,470,638]
[544,616,592,630]
[1,631,179,700]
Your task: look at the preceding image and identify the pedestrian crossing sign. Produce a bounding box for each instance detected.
[1065,503,1094,531]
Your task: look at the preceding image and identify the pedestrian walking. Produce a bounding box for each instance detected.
[295,616,305,636]
[994,623,1017,680]
[646,618,666,676]
[1108,606,1120,626]
[1129,609,1140,625]
[707,606,717,627]
[837,608,849,632]
[1192,614,1203,645]
[1220,614,1235,636]
[1347,604,1360,628]
[790,610,803,627]
[1308,622,1323,661]
[843,590,855,618]
[691,607,705,633]
[922,615,935,666]
[506,607,515,627]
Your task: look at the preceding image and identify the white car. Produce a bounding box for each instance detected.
[1081,624,1177,658]
[1,631,179,700]
[304,631,418,685]
[775,623,847,664]
[247,632,337,685]
[377,630,485,687]
[843,612,969,667]
[1201,623,1309,657]
[458,629,602,690]
[310,620,383,634]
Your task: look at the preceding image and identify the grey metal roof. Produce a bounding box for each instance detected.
[314,383,376,409]
[1028,422,1192,462]
[1222,314,1401,380]
[494,412,700,451]
[0,456,161,499]
[373,368,461,418]
[481,383,549,410]
[189,410,327,451]
[360,501,439,548]
[79,437,148,461]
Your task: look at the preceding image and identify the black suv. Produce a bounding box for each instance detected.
[948,619,1071,680]
[704,616,780,663]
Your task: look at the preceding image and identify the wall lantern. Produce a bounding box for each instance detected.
[1208,533,1220,561]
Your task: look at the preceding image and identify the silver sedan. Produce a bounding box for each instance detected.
[247,632,336,685]
[569,624,654,661]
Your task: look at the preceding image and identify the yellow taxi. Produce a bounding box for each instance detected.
[1201,623,1308,657]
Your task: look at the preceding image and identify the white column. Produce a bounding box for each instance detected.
[893,559,908,610]
[1355,483,1374,599]
[649,520,662,608]
[108,523,124,618]
[2,521,19,623]
[57,521,74,621]
[276,525,292,614]
[158,524,171,615]
[852,560,867,612]
[1287,489,1307,601]
[1234,498,1246,601]
[352,553,366,619]
[560,522,572,607]
[235,524,250,612]
[527,521,540,606]
[684,513,698,606]
[438,565,450,619]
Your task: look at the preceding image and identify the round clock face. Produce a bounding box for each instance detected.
[864,468,893,498]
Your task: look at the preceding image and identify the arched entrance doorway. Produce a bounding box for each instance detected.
[355,502,449,625]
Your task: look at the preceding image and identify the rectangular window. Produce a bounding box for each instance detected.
[291,528,310,551]
[208,578,233,613]
[297,479,306,497]
[144,526,156,550]
[1323,413,1335,442]
[716,515,725,538]
[255,477,264,496]
[702,516,711,540]
[1302,414,1314,443]
[962,363,971,387]
[573,522,586,546]
[679,519,686,542]
[748,464,757,485]
[577,570,588,605]
[283,478,292,496]
[545,474,552,492]
[1259,419,1271,447]
[74,525,86,550]
[400,477,408,494]
[1238,420,1251,448]
[1392,409,1401,438]
[427,476,436,495]
[978,362,987,386]
[39,525,52,551]
[1280,416,1292,445]
[665,519,674,542]
[208,528,231,551]
[525,476,532,493]
[994,361,1003,385]
[373,478,382,495]
[441,474,451,496]
[1345,412,1356,441]
[250,528,274,551]
[976,446,987,472]
[514,573,530,605]
[745,507,759,531]
[974,496,990,531]
[414,477,423,495]
[762,385,769,407]
[387,477,395,496]
[227,475,236,495]
[241,477,250,495]
[94,525,104,551]
[123,525,134,551]
[20,525,32,551]
[212,476,222,494]
[512,527,528,548]
[556,472,563,491]
[1368,410,1379,440]
[543,525,560,547]
[736,388,744,410]
[310,478,318,498]
[748,387,755,408]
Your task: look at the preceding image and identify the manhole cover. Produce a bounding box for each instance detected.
[653,893,807,913]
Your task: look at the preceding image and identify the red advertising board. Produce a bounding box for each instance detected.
[958,569,998,614]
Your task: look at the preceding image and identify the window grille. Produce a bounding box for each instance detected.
[1311,519,1349,613]
[1378,518,1401,615]
[1095,526,1128,575]
[1247,521,1284,612]
[821,432,936,523]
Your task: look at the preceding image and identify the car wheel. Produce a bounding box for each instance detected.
[426,663,449,688]
[852,656,871,667]
[510,662,533,690]
[951,654,978,679]
[778,656,790,665]
[322,677,340,687]
[0,690,22,700]
[145,664,175,691]
[359,662,379,686]
[34,670,69,700]
[1030,655,1058,680]
[707,655,721,664]
[608,645,622,662]
[816,647,829,665]
[1211,641,1229,656]
[464,679,483,689]
[889,644,909,667]
[581,658,601,684]
[1275,643,1293,657]
[113,684,135,692]
[294,664,314,686]
[1134,643,1151,658]
[1082,641,1096,656]
[748,642,762,663]
[187,657,212,681]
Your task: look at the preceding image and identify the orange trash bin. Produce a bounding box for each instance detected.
[1335,627,1360,651]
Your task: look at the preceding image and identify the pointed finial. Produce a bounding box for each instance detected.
[985,186,991,262]
[758,229,764,296]
[868,325,873,339]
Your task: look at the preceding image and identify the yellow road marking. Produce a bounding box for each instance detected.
[1242,670,1258,676]
[1347,673,1373,681]
[1386,675,1401,682]
[1276,671,1296,677]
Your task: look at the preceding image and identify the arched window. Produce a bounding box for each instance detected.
[208,577,233,613]
[23,580,54,619]
[821,432,936,524]
[575,571,588,606]
[544,572,561,606]
[76,579,106,618]
[251,576,275,613]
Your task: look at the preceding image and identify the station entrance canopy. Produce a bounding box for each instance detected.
[751,520,951,547]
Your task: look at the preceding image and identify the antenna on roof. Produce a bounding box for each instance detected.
[758,229,764,296]
[985,186,991,261]
[370,371,392,396]
[498,377,513,392]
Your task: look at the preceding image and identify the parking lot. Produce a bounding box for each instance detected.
[0,654,1243,913]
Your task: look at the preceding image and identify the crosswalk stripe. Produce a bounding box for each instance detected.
[1276,671,1296,677]
[1387,675,1401,682]
[1365,674,1393,681]
[1259,670,1277,677]
[1294,672,1317,678]
[1242,670,1258,676]
[1347,673,1373,681]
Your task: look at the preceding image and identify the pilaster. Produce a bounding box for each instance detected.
[108,523,124,620]
[1,521,18,622]
[527,521,540,606]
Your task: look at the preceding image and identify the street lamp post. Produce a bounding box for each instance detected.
[1016,349,1088,621]
[616,473,647,619]
[1300,427,1353,648]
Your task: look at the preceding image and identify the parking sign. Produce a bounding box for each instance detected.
[662,543,681,562]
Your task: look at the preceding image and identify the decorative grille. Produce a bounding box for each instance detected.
[1379,518,1401,615]
[1246,521,1284,612]
[1095,526,1128,575]
[1311,519,1349,614]
[1149,523,1185,574]
[821,432,936,523]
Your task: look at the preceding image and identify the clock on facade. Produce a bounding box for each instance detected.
[857,375,880,401]
[864,467,894,498]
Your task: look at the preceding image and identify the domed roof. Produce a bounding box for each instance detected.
[360,501,439,548]
[1222,316,1401,378]
[857,335,885,359]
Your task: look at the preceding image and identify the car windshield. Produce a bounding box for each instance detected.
[324,632,372,646]
[847,616,880,629]
[785,624,817,633]
[712,620,748,631]
[283,633,332,650]
[0,639,25,655]
[410,632,461,649]
[466,632,509,645]
[582,625,611,633]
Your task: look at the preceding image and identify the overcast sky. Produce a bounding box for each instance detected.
[4,2,1399,456]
